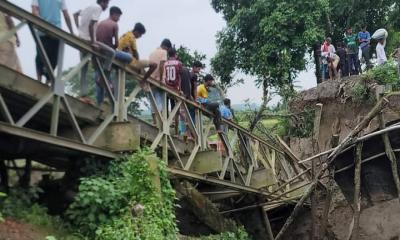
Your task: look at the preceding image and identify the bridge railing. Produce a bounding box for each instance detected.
[0,1,308,197]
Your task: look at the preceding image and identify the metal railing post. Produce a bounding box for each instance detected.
[117,69,126,121]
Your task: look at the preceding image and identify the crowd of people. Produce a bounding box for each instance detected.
[318,26,388,82]
[26,0,234,138]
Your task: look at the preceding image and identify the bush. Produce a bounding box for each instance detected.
[199,227,250,240]
[351,82,374,104]
[365,61,400,90]
[67,149,178,239]
[0,188,82,240]
[282,107,315,138]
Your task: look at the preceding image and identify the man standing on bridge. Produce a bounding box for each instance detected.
[32,0,74,84]
[148,39,172,119]
[74,0,112,104]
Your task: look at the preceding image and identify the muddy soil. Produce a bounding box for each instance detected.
[0,219,48,240]
[284,76,400,240]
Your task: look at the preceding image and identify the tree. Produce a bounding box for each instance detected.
[211,0,326,131]
[176,45,206,68]
[327,0,400,43]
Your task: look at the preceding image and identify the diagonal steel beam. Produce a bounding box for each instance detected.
[0,93,14,124]
[16,91,53,127]
[61,97,86,143]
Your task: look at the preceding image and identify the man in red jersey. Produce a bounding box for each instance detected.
[163,48,182,134]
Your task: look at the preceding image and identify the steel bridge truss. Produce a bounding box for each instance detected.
[0,1,309,203]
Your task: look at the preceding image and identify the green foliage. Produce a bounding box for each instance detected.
[328,0,400,45]
[351,83,369,103]
[210,0,400,104]
[0,192,5,222]
[67,149,178,239]
[0,188,82,240]
[198,227,250,240]
[351,83,374,104]
[365,61,400,90]
[211,0,326,91]
[176,45,206,68]
[282,107,315,138]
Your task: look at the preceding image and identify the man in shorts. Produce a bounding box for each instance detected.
[118,23,157,83]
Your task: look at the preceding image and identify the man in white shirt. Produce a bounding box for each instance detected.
[376,38,387,65]
[73,0,110,103]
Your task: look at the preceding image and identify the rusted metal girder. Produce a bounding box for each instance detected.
[0,121,117,159]
[167,167,272,197]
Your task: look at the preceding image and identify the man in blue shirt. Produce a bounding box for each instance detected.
[219,98,233,133]
[358,25,372,70]
[32,0,74,83]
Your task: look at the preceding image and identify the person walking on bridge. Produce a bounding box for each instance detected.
[163,48,183,135]
[74,0,112,104]
[118,23,157,85]
[148,38,172,123]
[32,0,74,83]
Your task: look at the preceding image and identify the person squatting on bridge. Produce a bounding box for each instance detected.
[148,38,172,123]
[32,0,74,84]
[118,23,157,85]
[74,0,110,104]
[196,74,222,133]
[0,2,21,73]
[94,6,133,106]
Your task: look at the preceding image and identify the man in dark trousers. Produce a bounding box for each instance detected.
[358,25,372,70]
[196,74,222,132]
[180,61,203,123]
[32,0,74,83]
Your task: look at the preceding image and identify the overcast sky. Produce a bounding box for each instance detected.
[9,0,316,105]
